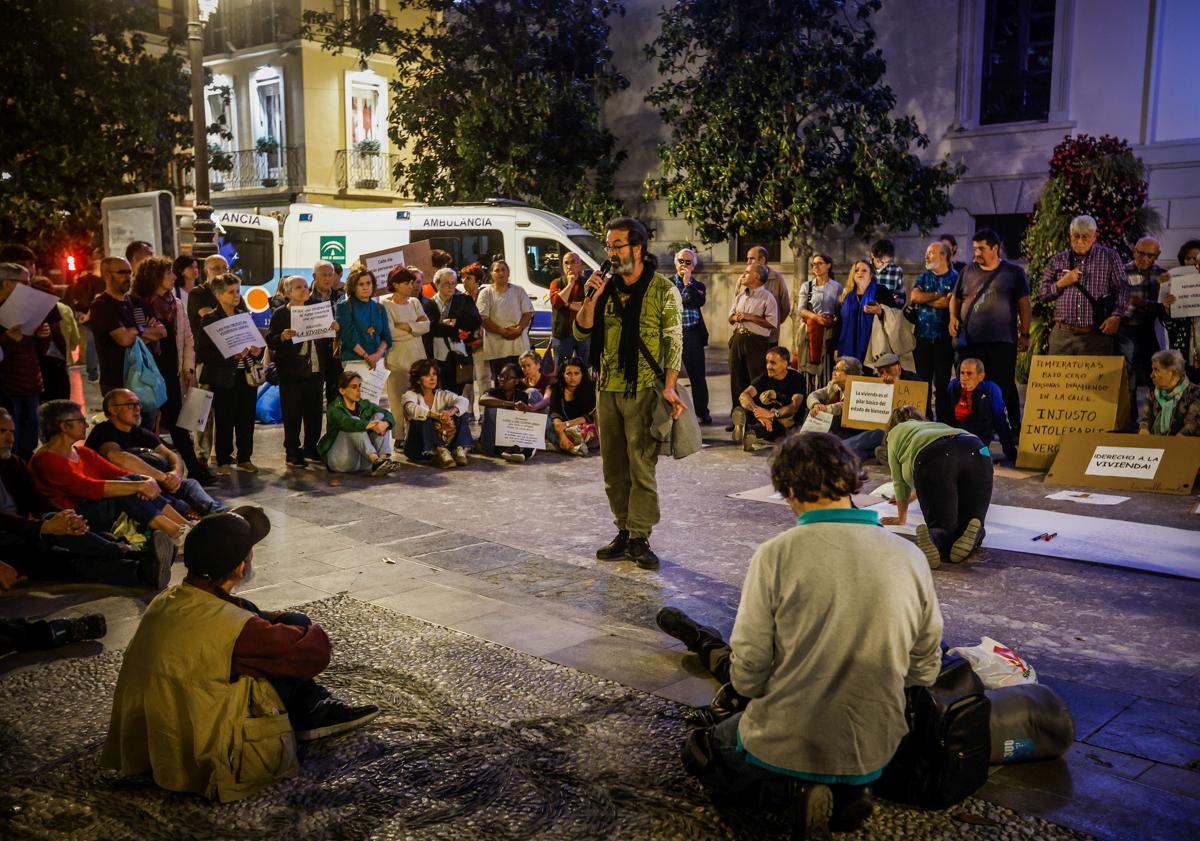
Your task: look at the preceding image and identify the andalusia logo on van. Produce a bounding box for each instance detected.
[320,235,347,265]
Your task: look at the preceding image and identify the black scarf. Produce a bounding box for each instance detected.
[590,262,655,396]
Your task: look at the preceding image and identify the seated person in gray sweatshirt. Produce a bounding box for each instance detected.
[657,431,944,839]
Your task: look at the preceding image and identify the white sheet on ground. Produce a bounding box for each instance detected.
[1045,490,1130,506]
[728,484,1200,579]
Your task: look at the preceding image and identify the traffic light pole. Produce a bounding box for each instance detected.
[189,0,216,261]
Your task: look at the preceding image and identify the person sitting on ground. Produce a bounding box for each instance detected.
[86,389,229,517]
[30,400,192,545]
[881,406,993,568]
[546,357,597,456]
[1139,349,1200,437]
[401,359,474,468]
[1,407,175,590]
[806,356,864,436]
[819,353,912,462]
[316,371,397,476]
[946,358,1016,461]
[519,350,554,410]
[657,431,943,839]
[380,267,430,448]
[102,507,380,802]
[479,362,542,464]
[732,345,805,451]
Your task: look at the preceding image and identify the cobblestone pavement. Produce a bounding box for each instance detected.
[1,358,1198,840]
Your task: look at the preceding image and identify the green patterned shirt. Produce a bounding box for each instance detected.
[575,272,683,393]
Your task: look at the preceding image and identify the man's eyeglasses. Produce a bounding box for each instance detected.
[1134,250,1160,259]
[605,241,631,253]
[64,417,88,426]
[675,259,693,265]
[110,402,141,410]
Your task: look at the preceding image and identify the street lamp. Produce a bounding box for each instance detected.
[189,0,220,260]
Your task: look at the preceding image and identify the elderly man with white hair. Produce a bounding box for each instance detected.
[670,248,712,424]
[1039,215,1129,358]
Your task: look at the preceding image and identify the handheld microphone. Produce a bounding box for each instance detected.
[585,260,612,300]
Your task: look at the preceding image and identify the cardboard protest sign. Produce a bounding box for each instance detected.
[359,240,434,292]
[841,376,930,431]
[495,408,547,450]
[291,301,335,342]
[1017,355,1127,471]
[202,312,262,358]
[1046,432,1200,495]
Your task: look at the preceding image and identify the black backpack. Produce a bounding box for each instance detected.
[876,654,992,809]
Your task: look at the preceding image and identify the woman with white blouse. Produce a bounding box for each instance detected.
[381,266,430,445]
[401,358,474,468]
[476,259,534,380]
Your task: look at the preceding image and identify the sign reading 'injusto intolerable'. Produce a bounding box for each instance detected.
[1017,355,1126,471]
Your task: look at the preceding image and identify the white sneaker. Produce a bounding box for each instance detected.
[435,447,456,469]
[170,525,191,550]
[570,442,588,457]
[501,452,526,464]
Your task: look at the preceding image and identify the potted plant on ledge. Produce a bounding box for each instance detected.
[208,143,234,191]
[353,138,381,189]
[255,136,280,187]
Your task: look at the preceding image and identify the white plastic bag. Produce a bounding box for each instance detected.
[947,637,1038,689]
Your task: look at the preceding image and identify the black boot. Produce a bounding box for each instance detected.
[783,780,833,840]
[655,607,723,652]
[595,529,629,561]
[627,538,660,570]
[41,614,107,648]
[830,784,874,833]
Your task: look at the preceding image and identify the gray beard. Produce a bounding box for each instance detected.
[612,253,637,276]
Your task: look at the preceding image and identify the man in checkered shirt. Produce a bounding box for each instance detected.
[871,239,905,307]
[1038,215,1129,357]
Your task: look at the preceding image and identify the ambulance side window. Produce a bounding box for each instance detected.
[409,229,504,268]
[524,237,565,289]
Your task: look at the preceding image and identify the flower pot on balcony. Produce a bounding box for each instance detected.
[211,182,226,192]
[261,177,278,188]
[355,179,379,190]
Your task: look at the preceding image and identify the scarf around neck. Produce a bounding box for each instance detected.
[838,281,877,361]
[1152,379,1188,435]
[590,263,655,395]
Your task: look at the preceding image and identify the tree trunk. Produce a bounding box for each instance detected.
[789,234,814,355]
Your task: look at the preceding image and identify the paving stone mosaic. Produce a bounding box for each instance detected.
[0,596,1094,840]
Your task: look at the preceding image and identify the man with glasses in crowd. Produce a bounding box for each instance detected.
[1119,237,1167,426]
[575,217,683,571]
[671,248,712,425]
[746,246,791,344]
[1039,215,1129,358]
[85,389,228,517]
[89,257,167,397]
[549,252,591,367]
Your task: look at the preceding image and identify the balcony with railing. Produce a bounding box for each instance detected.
[336,149,403,193]
[203,0,299,54]
[184,146,304,194]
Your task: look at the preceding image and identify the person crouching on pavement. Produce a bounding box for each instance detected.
[657,432,943,839]
[103,507,379,802]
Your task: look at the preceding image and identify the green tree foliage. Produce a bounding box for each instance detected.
[645,0,961,325]
[302,1,629,233]
[1018,134,1159,380]
[1,1,192,258]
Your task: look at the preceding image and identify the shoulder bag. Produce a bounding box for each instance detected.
[955,268,1001,350]
[636,336,703,459]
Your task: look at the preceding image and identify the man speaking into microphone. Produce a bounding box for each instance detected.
[574,217,684,570]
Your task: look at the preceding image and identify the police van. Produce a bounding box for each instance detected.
[279,199,606,335]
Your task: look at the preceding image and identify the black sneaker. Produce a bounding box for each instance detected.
[595,529,629,561]
[286,456,308,469]
[830,784,874,833]
[139,530,177,590]
[45,614,107,647]
[627,537,660,570]
[294,698,381,742]
[784,780,833,840]
[655,607,722,652]
[193,468,218,487]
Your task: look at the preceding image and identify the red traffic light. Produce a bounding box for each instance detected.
[66,255,77,272]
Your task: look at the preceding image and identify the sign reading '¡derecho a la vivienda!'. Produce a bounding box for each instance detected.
[1017,355,1127,471]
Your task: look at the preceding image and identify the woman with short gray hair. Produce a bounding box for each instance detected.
[1138,349,1199,437]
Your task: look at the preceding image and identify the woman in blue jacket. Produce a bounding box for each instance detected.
[837,260,895,365]
[336,265,391,379]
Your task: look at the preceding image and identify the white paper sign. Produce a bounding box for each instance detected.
[0,282,59,335]
[495,408,547,450]
[203,312,262,358]
[1161,267,1200,319]
[845,381,894,425]
[291,301,335,343]
[176,387,214,432]
[1045,490,1130,506]
[799,410,834,434]
[357,365,389,404]
[361,244,406,282]
[1084,446,1165,478]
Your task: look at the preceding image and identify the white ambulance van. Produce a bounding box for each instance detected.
[101,192,282,326]
[278,199,608,335]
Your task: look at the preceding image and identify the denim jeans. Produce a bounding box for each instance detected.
[403,414,474,461]
[325,427,394,473]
